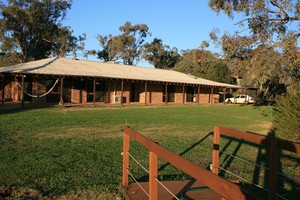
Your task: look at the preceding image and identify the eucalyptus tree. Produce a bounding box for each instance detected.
[204,61,233,84]
[0,51,19,67]
[96,21,151,65]
[143,38,180,69]
[175,48,232,83]
[174,49,201,75]
[53,27,86,58]
[209,0,300,41]
[96,34,120,62]
[208,0,300,141]
[245,44,283,97]
[0,0,73,63]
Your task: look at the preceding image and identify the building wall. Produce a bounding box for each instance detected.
[139,84,146,104]
[3,81,19,102]
[2,77,222,106]
[71,88,87,103]
[32,79,46,105]
[199,87,219,104]
[175,86,184,104]
[71,79,87,104]
[147,83,163,104]
[62,80,221,105]
[106,81,131,104]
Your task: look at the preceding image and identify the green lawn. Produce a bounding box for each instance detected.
[1,104,293,199]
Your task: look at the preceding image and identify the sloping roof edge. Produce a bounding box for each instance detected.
[0,57,241,88]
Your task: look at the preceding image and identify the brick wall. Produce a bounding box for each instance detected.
[32,79,46,105]
[2,78,221,106]
[71,88,87,103]
[4,81,20,102]
[71,79,87,104]
[147,83,163,104]
[107,81,131,104]
[199,87,220,104]
[175,86,184,104]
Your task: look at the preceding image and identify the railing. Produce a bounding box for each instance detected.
[121,126,255,200]
[212,126,300,200]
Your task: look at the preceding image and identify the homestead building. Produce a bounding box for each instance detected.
[0,57,239,108]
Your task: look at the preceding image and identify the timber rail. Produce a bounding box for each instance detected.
[121,126,256,200]
[121,126,300,200]
[212,126,300,200]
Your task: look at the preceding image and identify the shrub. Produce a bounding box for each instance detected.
[273,89,300,142]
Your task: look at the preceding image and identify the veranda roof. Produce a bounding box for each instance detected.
[0,57,239,88]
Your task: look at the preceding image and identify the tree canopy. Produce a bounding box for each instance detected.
[209,0,300,41]
[0,0,84,63]
[208,0,300,93]
[96,21,151,65]
[175,49,233,84]
[143,38,180,69]
[209,0,300,142]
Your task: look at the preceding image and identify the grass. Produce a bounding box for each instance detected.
[1,104,296,199]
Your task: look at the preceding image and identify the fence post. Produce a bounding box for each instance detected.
[122,127,130,188]
[268,139,279,200]
[149,151,158,200]
[212,126,220,175]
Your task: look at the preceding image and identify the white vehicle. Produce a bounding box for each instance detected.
[225,94,255,104]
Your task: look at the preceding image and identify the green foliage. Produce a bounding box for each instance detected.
[207,7,300,188]
[0,0,78,62]
[273,89,300,142]
[143,38,180,69]
[0,51,20,67]
[208,30,294,98]
[208,0,300,41]
[208,0,300,94]
[96,34,119,62]
[174,49,200,74]
[209,30,255,76]
[203,61,233,84]
[96,21,151,65]
[243,44,283,98]
[175,49,233,84]
[281,32,300,89]
[53,27,87,58]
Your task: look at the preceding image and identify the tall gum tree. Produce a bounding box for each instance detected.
[208,0,300,141]
[0,0,73,63]
[143,38,180,69]
[209,0,300,41]
[96,21,151,66]
[208,0,300,90]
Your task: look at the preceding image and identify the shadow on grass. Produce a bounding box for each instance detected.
[159,131,213,172]
[217,130,300,199]
[0,102,60,115]
[136,132,213,182]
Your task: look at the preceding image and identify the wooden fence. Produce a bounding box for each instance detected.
[212,126,300,200]
[121,126,256,200]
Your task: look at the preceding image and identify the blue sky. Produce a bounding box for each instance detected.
[63,0,247,66]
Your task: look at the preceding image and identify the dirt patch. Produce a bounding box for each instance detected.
[0,186,122,200]
[0,186,45,200]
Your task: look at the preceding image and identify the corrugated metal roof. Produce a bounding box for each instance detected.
[0,57,239,88]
